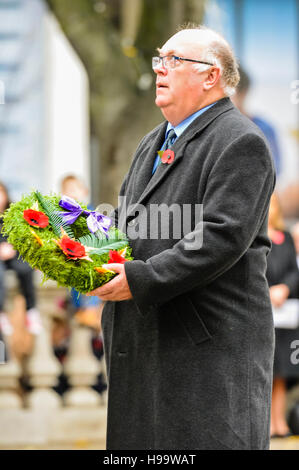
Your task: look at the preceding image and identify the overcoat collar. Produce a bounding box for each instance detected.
[127,97,234,219]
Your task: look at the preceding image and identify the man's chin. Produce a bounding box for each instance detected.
[155,96,169,109]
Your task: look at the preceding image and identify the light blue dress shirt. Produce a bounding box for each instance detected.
[152,102,217,174]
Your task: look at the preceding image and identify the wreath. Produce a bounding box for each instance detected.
[1,191,132,293]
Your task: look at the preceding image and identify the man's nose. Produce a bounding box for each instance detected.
[153,63,167,75]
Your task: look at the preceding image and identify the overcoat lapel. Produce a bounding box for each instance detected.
[130,121,167,203]
[127,97,234,220]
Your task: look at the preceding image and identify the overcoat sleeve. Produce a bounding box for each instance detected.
[124,132,276,308]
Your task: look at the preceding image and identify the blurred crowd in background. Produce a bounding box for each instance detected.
[0,175,107,398]
[0,0,298,444]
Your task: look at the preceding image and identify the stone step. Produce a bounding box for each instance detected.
[0,406,107,447]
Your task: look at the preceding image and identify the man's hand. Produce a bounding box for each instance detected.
[86,263,133,301]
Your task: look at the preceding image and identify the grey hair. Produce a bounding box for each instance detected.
[177,25,240,96]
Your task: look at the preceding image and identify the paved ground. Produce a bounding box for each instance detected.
[0,439,106,450]
[270,435,299,450]
[1,437,299,450]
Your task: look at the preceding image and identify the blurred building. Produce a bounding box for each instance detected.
[1,0,297,203]
[0,3,102,448]
[0,0,90,202]
[204,0,299,190]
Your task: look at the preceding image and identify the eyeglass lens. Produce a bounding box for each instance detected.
[152,56,176,69]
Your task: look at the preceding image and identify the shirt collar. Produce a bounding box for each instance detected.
[166,101,217,138]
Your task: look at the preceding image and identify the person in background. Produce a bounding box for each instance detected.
[291,222,299,269]
[60,174,103,324]
[0,182,42,338]
[232,66,282,177]
[266,192,299,437]
[60,174,89,204]
[59,175,106,396]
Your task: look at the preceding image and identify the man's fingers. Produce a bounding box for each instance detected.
[87,271,122,296]
[87,287,114,296]
[102,263,124,273]
[86,261,131,301]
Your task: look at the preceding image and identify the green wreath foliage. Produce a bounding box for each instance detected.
[1,191,132,294]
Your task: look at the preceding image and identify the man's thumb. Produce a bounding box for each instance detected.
[102,263,124,273]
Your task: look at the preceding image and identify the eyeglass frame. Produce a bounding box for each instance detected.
[152,55,214,70]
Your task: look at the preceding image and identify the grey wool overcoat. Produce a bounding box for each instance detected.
[101,97,276,450]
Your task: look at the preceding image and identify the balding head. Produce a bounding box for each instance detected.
[153,25,239,125]
[170,26,240,96]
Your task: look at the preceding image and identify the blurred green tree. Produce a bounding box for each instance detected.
[45,0,206,205]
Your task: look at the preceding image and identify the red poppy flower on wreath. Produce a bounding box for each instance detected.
[108,250,126,264]
[161,149,175,164]
[55,235,91,261]
[23,209,49,228]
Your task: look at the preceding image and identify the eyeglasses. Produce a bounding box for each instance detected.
[152,55,214,70]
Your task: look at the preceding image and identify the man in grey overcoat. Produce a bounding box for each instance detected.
[88,26,276,450]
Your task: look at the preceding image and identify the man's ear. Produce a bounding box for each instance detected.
[203,67,221,91]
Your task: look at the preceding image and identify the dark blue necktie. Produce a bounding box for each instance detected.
[152,128,177,175]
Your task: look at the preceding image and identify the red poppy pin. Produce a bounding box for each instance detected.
[157,149,175,165]
[271,230,285,245]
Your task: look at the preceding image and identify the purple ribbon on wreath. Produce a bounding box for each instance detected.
[56,196,112,236]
